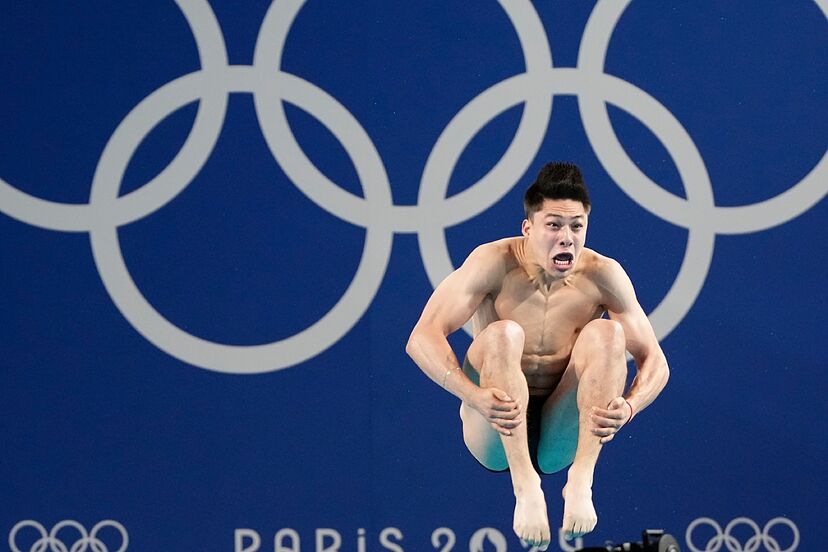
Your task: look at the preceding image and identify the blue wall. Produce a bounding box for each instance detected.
[2,1,826,551]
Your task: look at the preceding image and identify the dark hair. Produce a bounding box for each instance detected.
[523,162,591,219]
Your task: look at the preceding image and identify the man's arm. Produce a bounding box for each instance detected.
[406,244,497,402]
[406,244,521,434]
[593,258,670,436]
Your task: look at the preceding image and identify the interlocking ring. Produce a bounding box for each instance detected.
[8,520,129,552]
[1,0,826,373]
[685,517,799,552]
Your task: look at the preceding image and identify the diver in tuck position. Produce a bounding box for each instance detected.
[406,162,669,550]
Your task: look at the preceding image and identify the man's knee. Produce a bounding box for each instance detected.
[580,319,625,355]
[468,320,524,370]
[482,319,525,351]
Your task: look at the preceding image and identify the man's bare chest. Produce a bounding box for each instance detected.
[492,269,604,356]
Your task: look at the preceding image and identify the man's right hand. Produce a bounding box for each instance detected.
[470,387,522,435]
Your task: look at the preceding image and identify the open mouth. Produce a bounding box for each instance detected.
[552,253,574,270]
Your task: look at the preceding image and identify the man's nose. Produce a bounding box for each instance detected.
[559,226,573,247]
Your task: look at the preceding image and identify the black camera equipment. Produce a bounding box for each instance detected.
[577,529,681,552]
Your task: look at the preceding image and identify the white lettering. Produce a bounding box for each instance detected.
[357,528,366,552]
[275,528,300,552]
[315,528,342,552]
[469,528,507,552]
[379,527,404,552]
[431,527,455,552]
[234,529,261,552]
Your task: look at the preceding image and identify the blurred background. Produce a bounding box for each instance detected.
[1,1,826,551]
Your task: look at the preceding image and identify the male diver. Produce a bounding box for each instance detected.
[406,162,669,550]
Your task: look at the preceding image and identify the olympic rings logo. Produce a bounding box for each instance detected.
[8,520,129,552]
[685,517,799,552]
[1,0,826,373]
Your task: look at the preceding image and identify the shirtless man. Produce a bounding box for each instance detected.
[406,162,669,550]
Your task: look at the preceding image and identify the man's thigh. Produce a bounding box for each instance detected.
[535,318,628,473]
[536,366,580,474]
[459,356,509,471]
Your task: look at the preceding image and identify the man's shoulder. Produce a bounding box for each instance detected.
[579,248,634,305]
[579,248,627,284]
[463,238,522,277]
[469,237,522,262]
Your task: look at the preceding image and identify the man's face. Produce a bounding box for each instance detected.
[521,199,588,276]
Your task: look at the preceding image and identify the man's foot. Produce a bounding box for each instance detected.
[561,482,597,541]
[513,484,551,551]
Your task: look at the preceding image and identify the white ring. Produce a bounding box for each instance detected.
[49,520,88,552]
[9,520,48,552]
[0,0,229,232]
[90,67,393,373]
[417,68,716,341]
[88,520,129,552]
[253,0,553,233]
[686,517,800,552]
[578,0,828,234]
[0,1,825,372]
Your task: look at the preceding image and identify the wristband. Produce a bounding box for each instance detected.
[624,399,635,423]
[442,366,460,388]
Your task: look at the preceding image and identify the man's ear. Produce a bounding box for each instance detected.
[521,218,530,237]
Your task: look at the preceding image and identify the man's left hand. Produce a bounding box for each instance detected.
[590,397,632,444]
